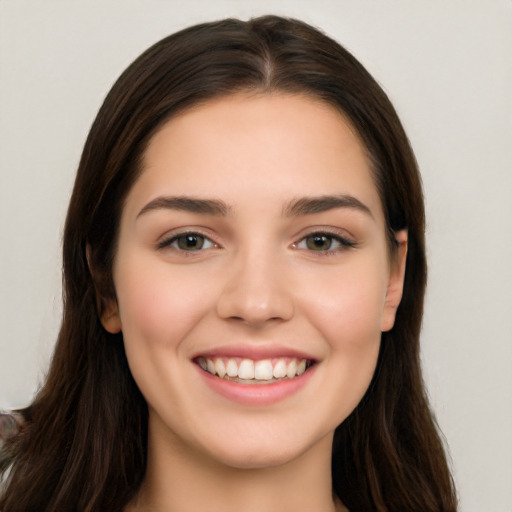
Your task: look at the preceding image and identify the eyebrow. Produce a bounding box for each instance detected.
[136,194,372,219]
[283,194,373,218]
[137,196,230,218]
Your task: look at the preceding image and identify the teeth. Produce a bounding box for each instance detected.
[238,359,255,379]
[273,359,287,378]
[286,359,297,379]
[198,356,311,382]
[226,359,238,377]
[214,358,226,378]
[255,359,273,380]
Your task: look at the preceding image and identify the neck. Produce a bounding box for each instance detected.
[128,423,343,512]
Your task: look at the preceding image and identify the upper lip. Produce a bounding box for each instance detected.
[191,344,318,362]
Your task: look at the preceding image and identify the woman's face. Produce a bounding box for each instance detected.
[103,93,407,469]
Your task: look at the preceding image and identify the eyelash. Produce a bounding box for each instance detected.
[157,231,217,252]
[292,231,357,255]
[157,229,356,256]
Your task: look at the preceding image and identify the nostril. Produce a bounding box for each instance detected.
[215,266,295,324]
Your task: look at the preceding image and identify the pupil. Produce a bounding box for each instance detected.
[308,235,331,250]
[179,235,203,250]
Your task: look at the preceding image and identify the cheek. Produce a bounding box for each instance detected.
[113,259,218,419]
[114,258,214,351]
[297,257,387,419]
[301,258,388,346]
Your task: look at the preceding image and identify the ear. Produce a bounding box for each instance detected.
[100,300,122,334]
[86,245,122,334]
[380,230,408,332]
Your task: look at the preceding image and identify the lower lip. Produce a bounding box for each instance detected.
[195,364,316,406]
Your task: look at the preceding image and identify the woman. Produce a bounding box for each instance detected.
[0,15,457,512]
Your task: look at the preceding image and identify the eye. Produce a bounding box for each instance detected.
[158,232,216,251]
[294,232,355,253]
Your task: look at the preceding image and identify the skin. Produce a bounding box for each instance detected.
[101,93,407,512]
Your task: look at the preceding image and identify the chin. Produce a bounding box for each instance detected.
[211,444,308,470]
[195,424,334,471]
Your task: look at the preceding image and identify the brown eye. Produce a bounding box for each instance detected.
[176,234,207,251]
[158,232,216,251]
[305,234,333,251]
[294,232,356,253]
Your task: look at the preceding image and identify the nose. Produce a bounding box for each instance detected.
[215,247,295,327]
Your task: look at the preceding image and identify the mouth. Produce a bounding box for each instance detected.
[195,356,315,384]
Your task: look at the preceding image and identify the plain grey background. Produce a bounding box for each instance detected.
[1,1,511,511]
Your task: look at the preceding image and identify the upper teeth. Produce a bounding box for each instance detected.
[197,357,309,381]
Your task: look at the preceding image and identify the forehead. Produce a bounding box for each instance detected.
[124,93,383,222]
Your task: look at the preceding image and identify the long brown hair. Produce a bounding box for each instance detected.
[0,15,457,512]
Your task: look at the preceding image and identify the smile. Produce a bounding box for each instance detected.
[195,356,314,384]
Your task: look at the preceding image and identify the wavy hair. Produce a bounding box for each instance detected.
[0,15,456,512]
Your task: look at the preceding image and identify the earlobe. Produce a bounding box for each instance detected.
[381,230,408,332]
[86,244,122,334]
[100,302,122,334]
